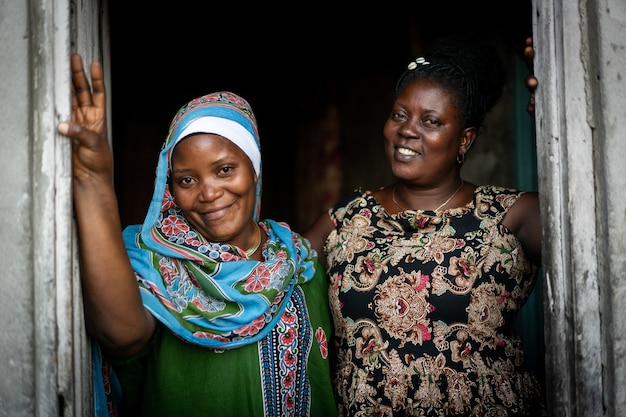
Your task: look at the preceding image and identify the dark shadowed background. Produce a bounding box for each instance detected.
[108,3,533,231]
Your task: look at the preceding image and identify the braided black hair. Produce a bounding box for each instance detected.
[395,33,505,130]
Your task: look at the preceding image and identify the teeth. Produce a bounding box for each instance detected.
[397,147,418,156]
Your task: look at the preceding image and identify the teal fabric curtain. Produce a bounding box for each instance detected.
[512,55,545,386]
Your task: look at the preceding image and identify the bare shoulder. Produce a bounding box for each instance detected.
[302,211,334,267]
[503,191,542,266]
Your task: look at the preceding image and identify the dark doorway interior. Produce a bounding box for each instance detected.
[109,3,533,231]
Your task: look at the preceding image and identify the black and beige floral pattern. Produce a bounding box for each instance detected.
[326,185,546,417]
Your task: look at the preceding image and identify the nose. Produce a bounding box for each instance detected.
[397,119,420,140]
[198,179,223,202]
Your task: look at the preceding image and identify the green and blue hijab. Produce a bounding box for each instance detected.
[123,91,316,348]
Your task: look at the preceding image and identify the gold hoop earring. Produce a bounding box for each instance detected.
[457,153,465,164]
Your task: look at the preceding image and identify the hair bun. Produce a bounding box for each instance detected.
[430,33,504,112]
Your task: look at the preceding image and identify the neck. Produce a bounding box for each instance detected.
[392,179,465,212]
[244,222,262,258]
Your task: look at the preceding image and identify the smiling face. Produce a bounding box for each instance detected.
[383,78,476,187]
[170,133,258,248]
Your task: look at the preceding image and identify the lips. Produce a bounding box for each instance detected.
[198,204,233,222]
[397,146,418,156]
[394,145,421,161]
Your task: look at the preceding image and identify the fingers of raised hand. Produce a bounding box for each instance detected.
[70,54,94,109]
[523,37,535,70]
[69,55,106,110]
[524,74,538,91]
[88,60,106,111]
[526,95,535,115]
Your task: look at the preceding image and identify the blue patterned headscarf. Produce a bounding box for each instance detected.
[121,92,316,349]
[153,91,262,224]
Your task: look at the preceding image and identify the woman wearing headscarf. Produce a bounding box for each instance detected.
[57,55,337,417]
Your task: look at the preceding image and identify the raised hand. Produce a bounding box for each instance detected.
[57,54,154,356]
[57,54,112,183]
[523,37,538,116]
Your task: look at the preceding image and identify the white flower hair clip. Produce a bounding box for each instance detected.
[407,56,430,70]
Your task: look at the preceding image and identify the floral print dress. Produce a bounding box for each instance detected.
[325,185,546,417]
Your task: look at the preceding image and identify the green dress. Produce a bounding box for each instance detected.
[111,260,337,417]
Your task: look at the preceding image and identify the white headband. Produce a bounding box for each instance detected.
[174,116,261,176]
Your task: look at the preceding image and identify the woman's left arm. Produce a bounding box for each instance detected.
[505,192,542,267]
